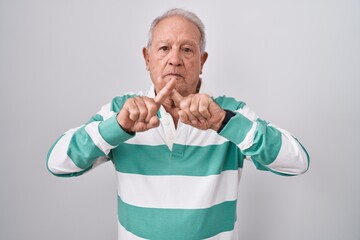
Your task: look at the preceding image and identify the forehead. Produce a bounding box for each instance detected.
[152,16,201,45]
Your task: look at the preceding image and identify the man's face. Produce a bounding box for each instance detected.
[143,16,208,97]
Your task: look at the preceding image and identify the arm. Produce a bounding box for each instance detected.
[46,98,135,177]
[216,98,310,176]
[47,80,176,177]
[169,92,309,176]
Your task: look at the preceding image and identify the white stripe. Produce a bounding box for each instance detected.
[266,126,309,174]
[47,128,84,174]
[236,105,258,121]
[118,221,145,239]
[237,122,257,150]
[124,126,166,146]
[206,221,239,240]
[92,156,108,168]
[117,170,240,209]
[175,123,228,146]
[159,110,177,149]
[125,112,228,148]
[85,121,116,154]
[125,119,228,148]
[97,102,116,120]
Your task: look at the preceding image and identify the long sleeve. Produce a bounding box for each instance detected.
[47,97,135,177]
[215,96,310,176]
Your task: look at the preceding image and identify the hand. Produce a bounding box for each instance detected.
[170,90,226,131]
[117,79,176,132]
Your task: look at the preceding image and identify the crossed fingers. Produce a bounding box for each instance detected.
[118,78,225,132]
[117,78,176,132]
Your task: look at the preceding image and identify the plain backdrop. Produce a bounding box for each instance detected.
[1,0,359,239]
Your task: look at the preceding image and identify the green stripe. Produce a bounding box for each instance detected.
[214,96,245,111]
[246,119,282,166]
[112,142,244,176]
[86,113,104,124]
[110,94,137,112]
[67,127,105,169]
[117,195,236,239]
[46,134,91,177]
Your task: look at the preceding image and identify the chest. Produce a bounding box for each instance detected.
[111,112,244,176]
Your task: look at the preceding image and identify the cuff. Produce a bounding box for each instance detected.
[218,112,254,145]
[98,115,135,146]
[217,110,236,133]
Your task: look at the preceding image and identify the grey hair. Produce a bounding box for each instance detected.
[147,8,206,52]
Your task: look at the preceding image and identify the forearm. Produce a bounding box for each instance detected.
[218,105,309,176]
[47,102,134,177]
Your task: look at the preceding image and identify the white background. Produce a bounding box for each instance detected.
[0,0,359,239]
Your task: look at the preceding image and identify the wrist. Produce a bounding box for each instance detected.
[211,110,226,131]
[116,112,135,135]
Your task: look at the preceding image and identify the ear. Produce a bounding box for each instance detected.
[200,52,208,74]
[142,47,150,71]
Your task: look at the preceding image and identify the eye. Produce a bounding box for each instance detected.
[183,47,193,53]
[181,46,195,57]
[159,46,169,52]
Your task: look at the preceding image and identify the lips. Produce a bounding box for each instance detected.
[164,73,184,78]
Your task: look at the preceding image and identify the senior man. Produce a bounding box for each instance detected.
[47,8,309,240]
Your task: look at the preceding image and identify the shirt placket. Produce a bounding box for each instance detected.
[159,107,176,150]
[159,107,186,160]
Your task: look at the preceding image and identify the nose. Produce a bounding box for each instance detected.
[168,49,182,67]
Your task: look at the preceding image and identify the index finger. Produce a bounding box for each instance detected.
[154,78,176,104]
[170,89,183,107]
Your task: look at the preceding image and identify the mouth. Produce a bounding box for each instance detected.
[164,73,184,79]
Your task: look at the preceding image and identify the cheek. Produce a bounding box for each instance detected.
[185,60,202,74]
[149,57,166,70]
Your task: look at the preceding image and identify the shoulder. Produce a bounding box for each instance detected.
[213,95,246,111]
[87,90,147,123]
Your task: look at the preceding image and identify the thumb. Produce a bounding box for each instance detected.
[170,89,183,107]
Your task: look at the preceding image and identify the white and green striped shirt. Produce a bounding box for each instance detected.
[47,86,309,239]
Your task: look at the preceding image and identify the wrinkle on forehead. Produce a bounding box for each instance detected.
[154,39,198,48]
